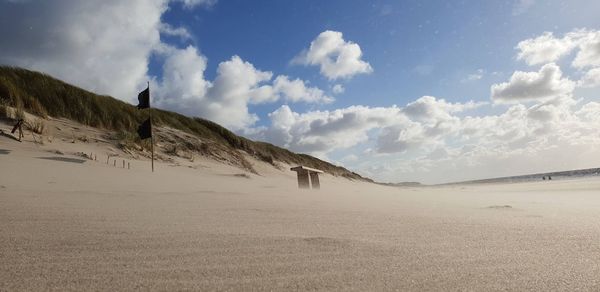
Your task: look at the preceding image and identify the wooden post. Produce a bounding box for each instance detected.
[122,160,125,168]
[310,172,320,189]
[128,162,130,169]
[151,134,154,172]
[297,170,310,189]
[113,160,116,167]
[106,155,109,164]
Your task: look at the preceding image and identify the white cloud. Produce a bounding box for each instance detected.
[461,69,484,83]
[359,96,600,184]
[491,63,575,102]
[332,84,345,94]
[293,30,373,80]
[251,96,481,156]
[159,23,193,41]
[578,67,600,88]
[570,30,600,69]
[154,45,209,102]
[246,76,334,105]
[271,76,334,104]
[159,55,271,130]
[403,96,484,122]
[152,52,333,130]
[174,0,216,9]
[516,29,600,68]
[250,89,600,184]
[199,55,274,129]
[251,104,403,155]
[376,122,427,154]
[0,0,167,101]
[516,32,575,65]
[376,96,483,153]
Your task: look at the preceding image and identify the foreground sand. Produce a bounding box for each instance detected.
[2,130,600,290]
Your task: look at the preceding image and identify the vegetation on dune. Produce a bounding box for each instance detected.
[0,66,371,181]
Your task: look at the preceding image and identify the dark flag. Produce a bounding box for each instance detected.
[137,118,152,140]
[137,85,150,109]
[11,119,23,134]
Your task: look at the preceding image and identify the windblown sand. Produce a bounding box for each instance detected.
[2,127,600,290]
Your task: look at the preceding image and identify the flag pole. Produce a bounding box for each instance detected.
[151,132,154,172]
[149,81,154,173]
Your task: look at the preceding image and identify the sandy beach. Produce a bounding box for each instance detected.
[1,123,600,291]
[4,0,600,290]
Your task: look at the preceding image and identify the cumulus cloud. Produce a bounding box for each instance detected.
[174,0,216,9]
[570,30,600,69]
[271,76,334,104]
[491,63,575,102]
[250,88,600,184]
[376,122,427,154]
[360,96,600,184]
[332,84,345,94]
[150,50,333,130]
[516,29,600,69]
[578,67,600,88]
[200,55,272,128]
[376,97,484,154]
[251,105,403,156]
[153,54,271,129]
[516,32,575,65]
[293,30,373,80]
[154,45,210,102]
[159,23,193,41]
[250,96,481,156]
[0,0,166,101]
[403,96,484,122]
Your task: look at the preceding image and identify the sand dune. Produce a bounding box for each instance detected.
[2,121,600,290]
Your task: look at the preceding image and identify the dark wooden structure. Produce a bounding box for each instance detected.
[290,166,323,189]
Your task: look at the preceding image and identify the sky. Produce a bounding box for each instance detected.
[1,0,600,184]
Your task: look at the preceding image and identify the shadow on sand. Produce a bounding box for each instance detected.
[36,156,87,164]
[0,149,11,155]
[0,130,20,142]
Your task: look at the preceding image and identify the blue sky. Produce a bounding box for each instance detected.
[2,0,600,183]
[158,0,599,113]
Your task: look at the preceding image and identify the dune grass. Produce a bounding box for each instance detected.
[0,66,371,181]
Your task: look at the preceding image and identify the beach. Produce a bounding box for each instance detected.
[2,130,600,291]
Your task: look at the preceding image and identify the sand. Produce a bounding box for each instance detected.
[2,120,600,291]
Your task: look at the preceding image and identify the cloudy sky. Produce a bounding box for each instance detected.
[1,0,600,184]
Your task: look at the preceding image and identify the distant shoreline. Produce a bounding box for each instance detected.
[379,167,600,187]
[438,167,600,186]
